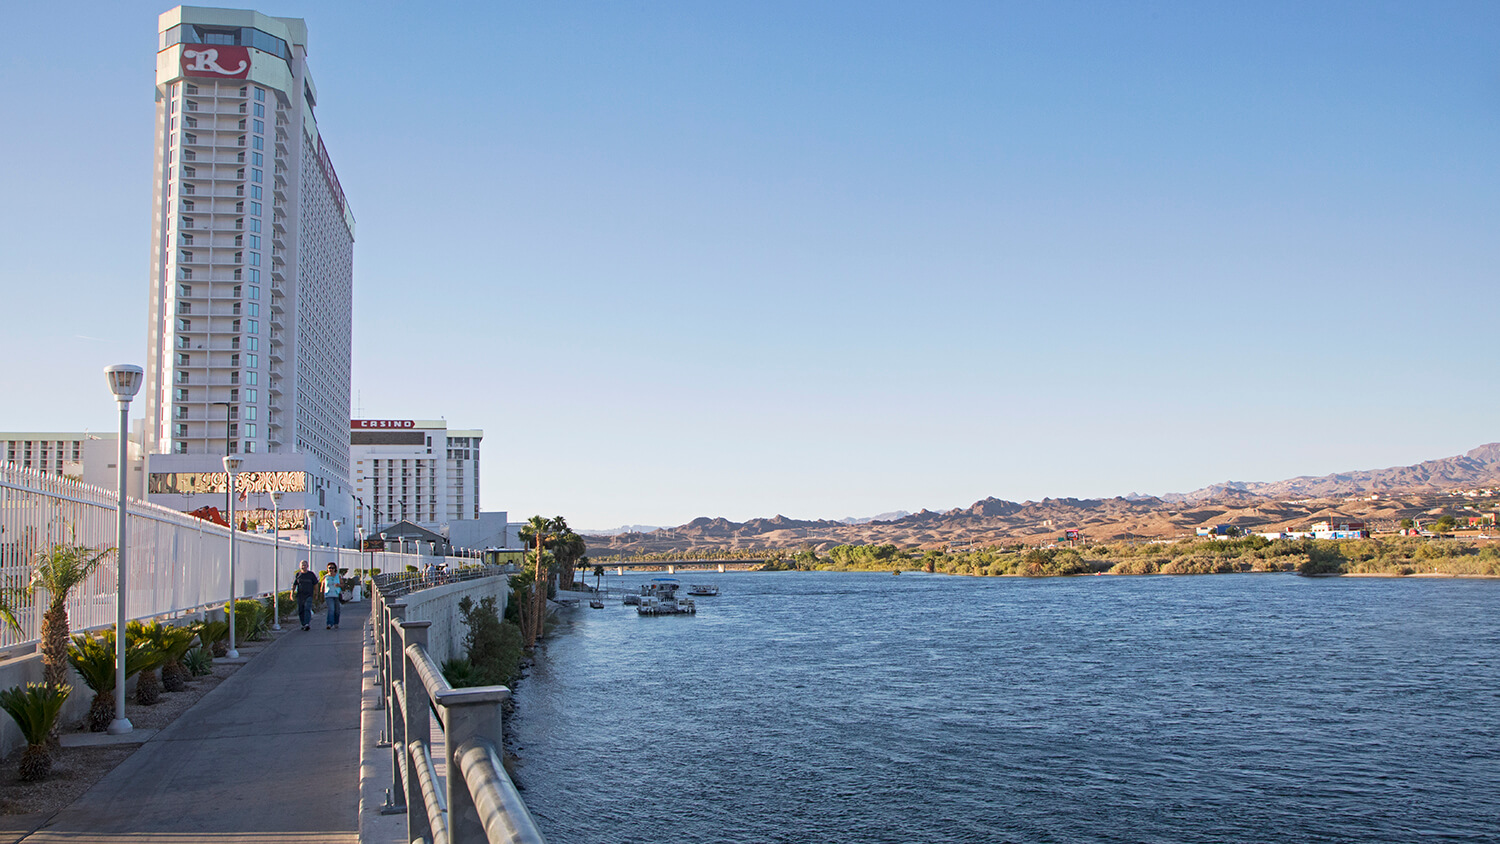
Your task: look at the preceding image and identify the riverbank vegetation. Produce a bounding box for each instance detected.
[760,535,1500,578]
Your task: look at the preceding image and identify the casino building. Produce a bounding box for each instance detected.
[141,7,355,544]
[350,421,506,550]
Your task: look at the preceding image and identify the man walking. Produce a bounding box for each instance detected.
[322,562,343,629]
[293,560,319,631]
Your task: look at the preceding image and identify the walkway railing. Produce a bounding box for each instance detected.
[371,577,545,844]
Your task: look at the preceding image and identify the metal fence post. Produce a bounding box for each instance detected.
[437,687,510,844]
[402,620,434,844]
[384,605,408,809]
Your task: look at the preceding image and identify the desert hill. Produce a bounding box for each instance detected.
[584,443,1500,556]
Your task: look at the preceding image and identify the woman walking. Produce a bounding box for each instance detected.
[322,562,343,629]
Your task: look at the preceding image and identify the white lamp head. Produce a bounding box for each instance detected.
[104,364,144,400]
[222,455,244,473]
[269,490,283,505]
[333,519,342,528]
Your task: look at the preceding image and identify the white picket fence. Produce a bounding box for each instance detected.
[0,462,456,655]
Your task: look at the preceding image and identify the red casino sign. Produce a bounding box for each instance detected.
[351,420,417,429]
[180,45,250,79]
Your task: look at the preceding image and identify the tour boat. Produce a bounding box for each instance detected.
[636,578,696,616]
[687,583,719,596]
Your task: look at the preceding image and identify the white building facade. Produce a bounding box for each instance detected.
[141,7,355,545]
[350,420,506,549]
[0,433,143,498]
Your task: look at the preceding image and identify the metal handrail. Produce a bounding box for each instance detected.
[372,578,546,844]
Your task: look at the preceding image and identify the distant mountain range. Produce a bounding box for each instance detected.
[1163,443,1500,502]
[581,443,1500,555]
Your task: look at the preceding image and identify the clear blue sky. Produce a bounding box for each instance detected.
[2,2,1496,530]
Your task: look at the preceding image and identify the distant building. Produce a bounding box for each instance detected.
[1309,518,1368,539]
[350,419,507,548]
[1196,524,1238,537]
[0,432,144,497]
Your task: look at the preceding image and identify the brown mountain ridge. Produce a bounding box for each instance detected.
[585,443,1500,556]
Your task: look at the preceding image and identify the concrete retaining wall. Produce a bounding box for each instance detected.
[396,576,510,666]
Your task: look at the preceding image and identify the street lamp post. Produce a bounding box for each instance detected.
[104,364,142,736]
[223,455,243,659]
[269,490,283,631]
[333,518,343,570]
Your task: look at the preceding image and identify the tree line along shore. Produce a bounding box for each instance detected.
[594,535,1500,578]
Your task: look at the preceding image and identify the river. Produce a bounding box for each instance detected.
[508,571,1500,843]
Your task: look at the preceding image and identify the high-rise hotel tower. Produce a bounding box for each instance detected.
[143,7,355,545]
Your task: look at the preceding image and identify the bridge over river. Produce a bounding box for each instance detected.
[594,559,767,574]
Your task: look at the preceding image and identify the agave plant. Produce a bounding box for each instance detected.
[193,620,229,658]
[67,630,162,732]
[128,621,196,698]
[32,541,111,689]
[183,646,212,676]
[0,683,71,781]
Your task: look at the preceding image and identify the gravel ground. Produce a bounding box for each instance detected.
[0,625,290,818]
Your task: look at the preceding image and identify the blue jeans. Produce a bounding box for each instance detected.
[326,596,341,627]
[297,595,315,628]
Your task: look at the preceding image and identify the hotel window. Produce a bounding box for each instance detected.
[184,100,197,112]
[236,185,245,197]
[230,371,239,384]
[252,152,263,166]
[238,119,247,130]
[254,103,264,117]
[176,424,188,437]
[252,119,263,134]
[239,103,247,114]
[178,353,190,366]
[230,388,239,401]
[237,136,246,147]
[177,372,190,384]
[247,371,258,385]
[175,442,188,454]
[175,388,189,401]
[182,183,195,195]
[248,286,260,300]
[251,169,262,183]
[247,319,259,334]
[183,133,196,144]
[246,424,257,438]
[185,84,197,94]
[255,88,265,102]
[177,302,191,314]
[231,337,241,350]
[231,354,240,367]
[182,215,194,228]
[232,319,241,332]
[248,303,259,317]
[246,407,257,421]
[252,137,263,150]
[179,233,193,245]
[237,151,246,163]
[249,252,260,266]
[178,318,191,331]
[233,269,242,280]
[179,267,192,279]
[183,149,195,161]
[184,116,197,128]
[250,186,262,200]
[181,200,194,211]
[175,406,188,419]
[247,337,258,351]
[250,201,261,215]
[178,283,191,297]
[246,389,257,402]
[183,166,195,178]
[235,235,244,246]
[233,284,242,297]
[180,251,193,263]
[237,168,245,180]
[250,218,261,232]
[229,424,239,438]
[246,354,258,368]
[234,252,243,263]
[232,302,241,315]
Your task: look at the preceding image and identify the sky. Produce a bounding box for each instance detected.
[1,1,1497,530]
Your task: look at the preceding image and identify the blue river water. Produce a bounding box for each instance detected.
[508,571,1500,843]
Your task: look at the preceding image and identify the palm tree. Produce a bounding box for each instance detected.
[68,631,161,732]
[32,541,111,689]
[517,516,561,648]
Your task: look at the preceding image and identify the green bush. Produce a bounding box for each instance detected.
[454,596,523,687]
[68,630,162,731]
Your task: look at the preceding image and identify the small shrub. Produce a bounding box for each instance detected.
[0,683,71,781]
[183,646,213,676]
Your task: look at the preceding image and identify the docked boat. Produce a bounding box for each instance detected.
[637,578,696,616]
[687,583,719,596]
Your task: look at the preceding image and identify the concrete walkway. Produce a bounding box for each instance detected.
[19,602,369,844]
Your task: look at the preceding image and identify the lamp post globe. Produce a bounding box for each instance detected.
[223,454,244,658]
[103,365,142,736]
